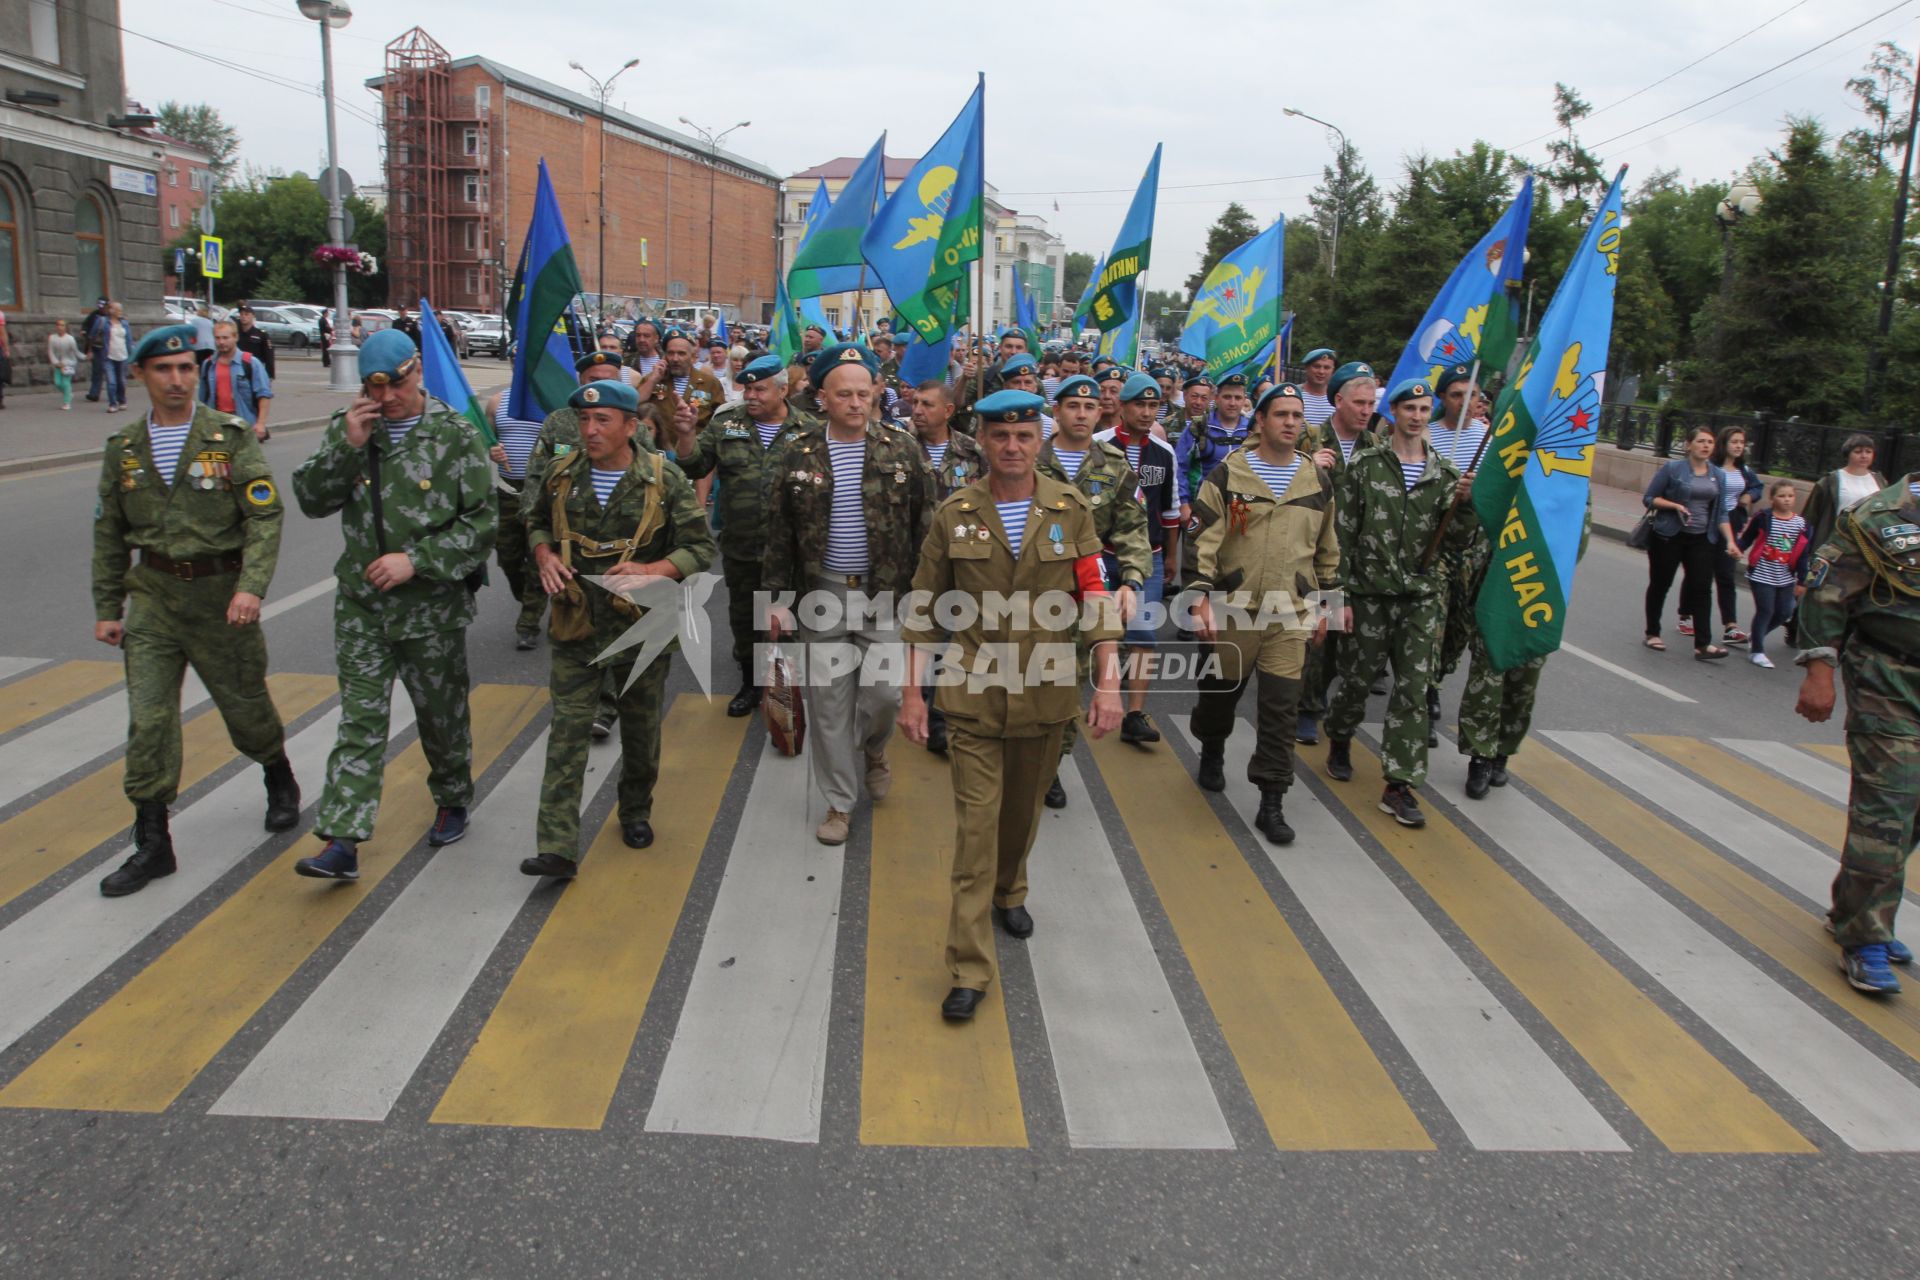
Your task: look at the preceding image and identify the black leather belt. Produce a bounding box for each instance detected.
[141,550,243,580]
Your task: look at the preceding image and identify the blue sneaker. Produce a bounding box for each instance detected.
[295,839,359,881]
[1843,943,1902,995]
[428,805,468,847]
[1891,938,1915,966]
[1295,713,1319,745]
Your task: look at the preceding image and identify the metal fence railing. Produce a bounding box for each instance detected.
[1599,403,1915,480]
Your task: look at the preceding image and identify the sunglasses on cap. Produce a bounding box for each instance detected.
[362,357,420,387]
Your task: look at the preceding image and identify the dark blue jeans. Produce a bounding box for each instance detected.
[1748,580,1797,661]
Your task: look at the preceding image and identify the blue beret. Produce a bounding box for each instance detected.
[1254,383,1306,415]
[738,354,786,384]
[1216,372,1249,390]
[996,326,1024,341]
[1001,353,1039,375]
[131,324,198,365]
[1436,363,1476,393]
[358,328,420,383]
[803,322,827,336]
[1388,376,1434,405]
[661,326,695,347]
[576,349,623,374]
[1301,347,1337,365]
[568,379,641,413]
[1328,361,1376,397]
[974,389,1045,424]
[1095,367,1128,385]
[1182,374,1213,390]
[808,342,880,389]
[1054,374,1100,402]
[1119,373,1162,402]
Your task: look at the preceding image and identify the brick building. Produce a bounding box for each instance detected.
[151,132,213,293]
[367,28,781,321]
[0,0,166,387]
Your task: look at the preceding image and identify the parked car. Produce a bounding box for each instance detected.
[355,309,398,335]
[250,305,321,349]
[465,314,509,358]
[165,295,230,323]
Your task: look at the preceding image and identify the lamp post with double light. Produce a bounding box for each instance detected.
[1283,106,1349,281]
[296,0,357,388]
[571,58,640,331]
[679,117,749,321]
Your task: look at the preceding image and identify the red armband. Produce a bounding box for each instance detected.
[1073,553,1108,600]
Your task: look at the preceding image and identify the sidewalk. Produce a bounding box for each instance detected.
[0,353,513,475]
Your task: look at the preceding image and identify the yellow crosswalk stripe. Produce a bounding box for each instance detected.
[432,697,744,1130]
[1317,739,1805,1153]
[860,741,1025,1148]
[0,661,123,737]
[0,673,336,910]
[1515,739,1920,1070]
[1088,731,1430,1151]
[0,683,544,1114]
[1635,735,1843,849]
[1802,743,1850,768]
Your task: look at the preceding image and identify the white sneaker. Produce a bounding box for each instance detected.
[1751,652,1775,669]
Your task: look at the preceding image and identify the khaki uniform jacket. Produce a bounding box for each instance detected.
[92,403,284,618]
[646,366,728,437]
[1037,437,1152,589]
[1187,449,1341,615]
[761,420,935,597]
[902,475,1122,736]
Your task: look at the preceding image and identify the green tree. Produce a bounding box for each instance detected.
[1142,289,1185,343]
[1324,155,1462,363]
[1062,251,1094,315]
[1303,139,1383,283]
[1184,202,1262,296]
[1543,83,1604,206]
[156,101,242,186]
[166,172,386,308]
[1681,119,1881,421]
[1843,41,1915,176]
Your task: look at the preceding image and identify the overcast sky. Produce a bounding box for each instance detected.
[127,0,1915,283]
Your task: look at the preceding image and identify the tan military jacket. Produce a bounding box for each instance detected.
[1187,448,1341,618]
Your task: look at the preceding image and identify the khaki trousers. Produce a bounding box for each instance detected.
[945,722,1066,990]
[797,576,901,813]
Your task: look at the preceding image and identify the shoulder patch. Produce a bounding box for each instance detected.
[244,478,277,507]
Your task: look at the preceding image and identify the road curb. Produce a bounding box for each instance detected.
[0,415,335,478]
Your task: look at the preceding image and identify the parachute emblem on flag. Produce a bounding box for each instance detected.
[1189,263,1266,335]
[891,166,958,250]
[1529,342,1604,479]
[1418,316,1475,368]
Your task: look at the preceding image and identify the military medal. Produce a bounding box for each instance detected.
[1048,522,1064,556]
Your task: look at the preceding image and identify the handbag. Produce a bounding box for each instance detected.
[1627,510,1655,550]
[763,643,807,756]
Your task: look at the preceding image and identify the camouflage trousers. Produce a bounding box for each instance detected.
[495,486,548,638]
[723,552,764,672]
[314,627,474,842]
[537,642,672,860]
[1830,730,1920,948]
[122,567,285,805]
[1325,592,1445,788]
[1437,560,1476,682]
[1456,628,1545,759]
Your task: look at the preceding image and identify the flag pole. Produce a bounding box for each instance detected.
[973,251,985,406]
[1416,354,1485,572]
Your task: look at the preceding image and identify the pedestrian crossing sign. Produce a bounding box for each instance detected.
[200,235,224,279]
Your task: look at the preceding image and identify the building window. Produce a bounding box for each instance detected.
[462,127,479,156]
[168,167,179,187]
[0,183,20,308]
[169,205,179,229]
[475,85,490,114]
[28,0,60,65]
[462,221,479,250]
[795,200,809,224]
[825,307,840,327]
[464,176,482,204]
[75,194,108,306]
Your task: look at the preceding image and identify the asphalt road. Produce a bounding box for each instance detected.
[1,441,1910,1280]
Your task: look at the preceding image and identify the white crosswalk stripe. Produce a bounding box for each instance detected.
[1719,737,1851,805]
[1194,724,1627,1151]
[0,657,49,683]
[0,673,210,811]
[1025,760,1234,1150]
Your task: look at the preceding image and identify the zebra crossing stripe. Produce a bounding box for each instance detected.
[432,698,746,1131]
[0,657,50,684]
[0,700,361,1055]
[1328,736,1800,1153]
[1511,740,1920,1076]
[1635,735,1843,850]
[0,673,210,813]
[1086,730,1432,1151]
[0,684,546,1114]
[0,661,122,738]
[1799,743,1850,769]
[1719,738,1850,806]
[1192,728,1624,1152]
[0,673,335,910]
[861,739,1025,1147]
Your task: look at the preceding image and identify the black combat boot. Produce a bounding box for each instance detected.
[101,802,177,897]
[1426,685,1442,722]
[264,755,301,831]
[1489,755,1512,787]
[1254,789,1295,845]
[1196,740,1227,792]
[1325,737,1354,782]
[1465,755,1493,800]
[726,664,761,718]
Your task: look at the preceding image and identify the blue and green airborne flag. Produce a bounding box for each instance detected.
[417,297,494,445]
[1471,168,1627,671]
[1380,174,1533,422]
[1180,216,1283,380]
[861,77,985,384]
[788,138,886,299]
[771,271,804,361]
[1010,264,1042,354]
[507,160,585,420]
[1085,145,1162,366]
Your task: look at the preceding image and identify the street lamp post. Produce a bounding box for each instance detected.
[572,58,639,331]
[1283,107,1348,280]
[679,117,750,321]
[1712,180,1762,363]
[297,0,357,389]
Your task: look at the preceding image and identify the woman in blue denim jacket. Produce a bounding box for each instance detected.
[1677,424,1765,643]
[1642,424,1739,659]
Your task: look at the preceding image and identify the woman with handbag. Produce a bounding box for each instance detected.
[1641,425,1738,659]
[1679,425,1764,643]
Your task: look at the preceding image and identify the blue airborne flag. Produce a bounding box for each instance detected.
[1180,217,1283,380]
[1380,174,1534,422]
[1470,168,1627,670]
[507,159,585,420]
[790,137,886,299]
[1073,251,1105,329]
[418,297,493,445]
[1087,145,1161,337]
[862,78,985,346]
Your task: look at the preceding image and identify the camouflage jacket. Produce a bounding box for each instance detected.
[1799,476,1920,737]
[1333,440,1472,599]
[762,421,935,597]
[92,403,283,619]
[527,448,716,653]
[1308,424,1381,479]
[918,428,985,501]
[292,397,498,640]
[523,406,673,517]
[672,400,820,560]
[1037,437,1151,588]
